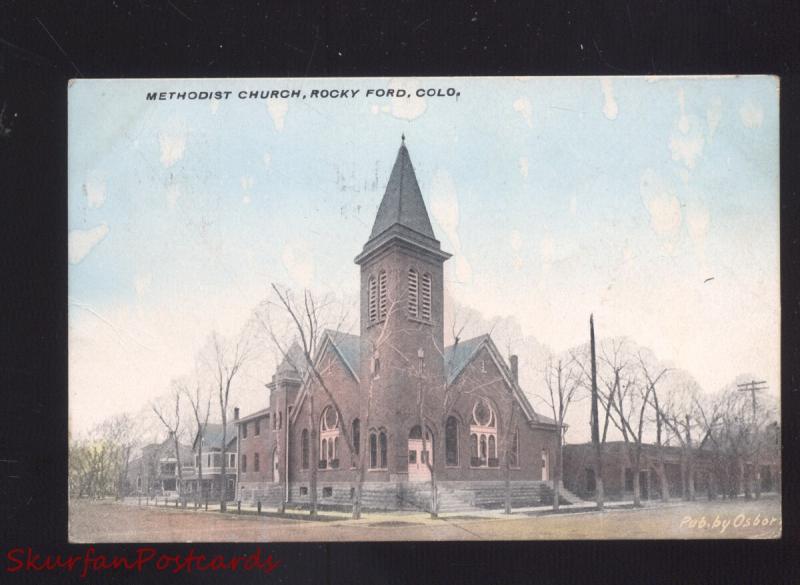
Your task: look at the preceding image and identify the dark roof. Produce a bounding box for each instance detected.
[369,142,436,241]
[276,341,307,376]
[235,408,270,424]
[198,422,237,449]
[324,330,361,376]
[444,334,490,385]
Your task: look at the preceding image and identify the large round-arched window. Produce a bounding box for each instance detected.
[472,398,495,428]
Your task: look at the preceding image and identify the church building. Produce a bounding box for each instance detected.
[235,140,564,512]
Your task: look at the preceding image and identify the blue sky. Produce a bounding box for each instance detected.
[68,76,779,437]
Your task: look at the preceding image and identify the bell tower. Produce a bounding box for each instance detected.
[354,138,451,477]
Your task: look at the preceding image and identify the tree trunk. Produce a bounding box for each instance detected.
[553,439,562,511]
[309,393,318,518]
[686,453,695,501]
[632,465,641,507]
[504,457,512,514]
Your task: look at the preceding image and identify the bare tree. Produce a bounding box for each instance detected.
[646,371,704,501]
[638,352,671,502]
[178,373,212,504]
[598,339,662,507]
[201,327,255,512]
[257,284,367,518]
[542,350,586,510]
[151,385,186,502]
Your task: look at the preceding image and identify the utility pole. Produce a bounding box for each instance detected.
[590,314,604,510]
[736,380,768,500]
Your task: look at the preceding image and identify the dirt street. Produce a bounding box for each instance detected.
[68,496,782,542]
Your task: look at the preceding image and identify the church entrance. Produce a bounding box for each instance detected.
[408,425,433,482]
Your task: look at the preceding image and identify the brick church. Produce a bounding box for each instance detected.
[233,140,564,511]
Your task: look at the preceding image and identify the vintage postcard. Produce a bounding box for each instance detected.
[68,76,780,541]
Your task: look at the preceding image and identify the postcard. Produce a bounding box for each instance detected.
[67,76,780,541]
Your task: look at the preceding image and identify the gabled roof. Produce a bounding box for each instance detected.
[276,341,308,377]
[324,329,361,377]
[445,334,558,427]
[444,334,490,385]
[195,422,237,450]
[369,141,435,241]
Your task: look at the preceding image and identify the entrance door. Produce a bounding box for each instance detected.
[541,449,550,481]
[408,426,433,482]
[273,449,280,483]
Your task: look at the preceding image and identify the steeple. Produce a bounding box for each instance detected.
[356,139,450,265]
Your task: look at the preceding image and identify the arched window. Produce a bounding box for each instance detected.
[254,453,260,472]
[320,406,340,467]
[421,273,432,321]
[368,275,377,323]
[369,433,378,468]
[369,429,388,469]
[352,419,360,456]
[378,270,388,320]
[408,268,419,318]
[445,416,459,466]
[509,428,519,467]
[241,454,247,473]
[469,398,498,467]
[379,431,387,468]
[301,429,309,469]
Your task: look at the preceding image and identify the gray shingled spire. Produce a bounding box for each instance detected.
[368,140,436,240]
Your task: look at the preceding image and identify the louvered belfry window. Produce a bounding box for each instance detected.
[421,273,432,321]
[378,270,388,320]
[408,268,419,318]
[368,275,377,323]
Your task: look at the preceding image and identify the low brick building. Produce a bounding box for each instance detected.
[563,440,781,501]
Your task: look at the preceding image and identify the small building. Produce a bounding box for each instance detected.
[127,438,193,497]
[183,422,238,500]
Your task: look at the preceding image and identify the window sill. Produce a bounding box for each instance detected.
[367,467,388,472]
[366,319,386,330]
[408,316,432,326]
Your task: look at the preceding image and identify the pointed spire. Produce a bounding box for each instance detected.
[367,139,436,240]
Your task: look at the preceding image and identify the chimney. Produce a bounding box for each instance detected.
[509,355,519,385]
[234,407,240,420]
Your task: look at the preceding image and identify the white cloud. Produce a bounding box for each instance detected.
[640,169,682,238]
[569,195,577,215]
[158,124,186,168]
[263,152,272,169]
[670,133,705,169]
[387,79,427,120]
[240,176,254,190]
[69,224,109,264]
[430,170,472,283]
[513,97,533,128]
[519,157,529,178]
[707,96,722,142]
[281,239,315,288]
[267,99,289,131]
[740,100,764,128]
[84,174,106,209]
[669,88,705,169]
[601,78,619,120]
[242,194,252,205]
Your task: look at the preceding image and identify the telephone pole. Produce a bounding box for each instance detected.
[736,379,768,499]
[736,380,767,424]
